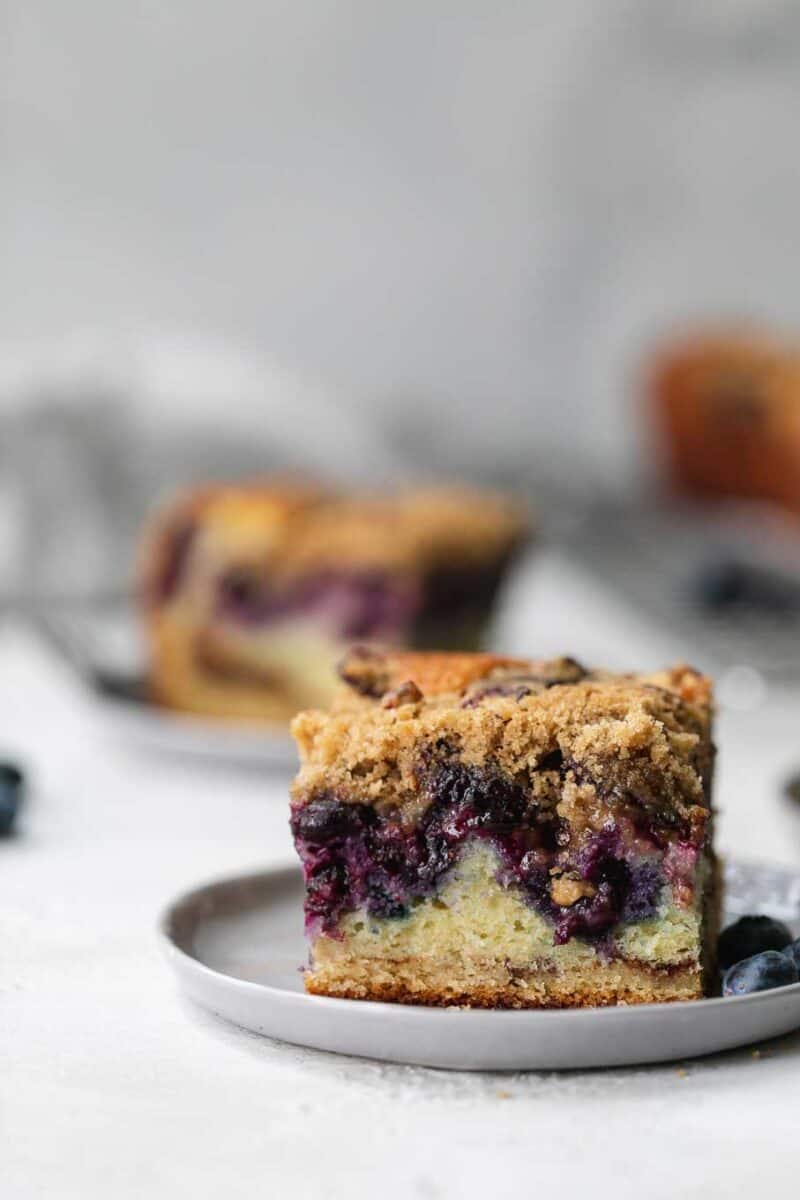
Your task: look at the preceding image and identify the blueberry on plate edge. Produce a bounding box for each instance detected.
[723,951,798,997]
[717,914,793,970]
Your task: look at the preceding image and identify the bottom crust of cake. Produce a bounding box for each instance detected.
[304,956,704,1008]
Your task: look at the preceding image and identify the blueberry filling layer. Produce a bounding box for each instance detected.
[159,545,515,649]
[216,569,420,641]
[291,761,696,943]
[212,558,514,645]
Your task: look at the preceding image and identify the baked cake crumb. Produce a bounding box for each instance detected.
[290,649,719,1008]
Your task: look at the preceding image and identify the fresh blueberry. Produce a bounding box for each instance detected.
[0,762,24,836]
[691,559,800,616]
[723,951,798,996]
[718,915,793,970]
[781,938,800,969]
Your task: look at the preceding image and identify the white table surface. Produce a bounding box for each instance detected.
[5,554,800,1198]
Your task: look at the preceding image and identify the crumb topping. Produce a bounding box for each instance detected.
[291,649,714,829]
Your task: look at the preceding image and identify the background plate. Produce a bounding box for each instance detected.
[36,605,299,768]
[161,859,800,1071]
[93,673,298,767]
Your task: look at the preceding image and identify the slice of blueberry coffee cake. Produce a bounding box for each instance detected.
[290,649,719,1007]
[139,481,527,723]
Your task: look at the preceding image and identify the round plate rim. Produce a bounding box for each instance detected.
[94,688,297,765]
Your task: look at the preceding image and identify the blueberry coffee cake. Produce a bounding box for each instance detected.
[139,482,527,722]
[290,649,718,1007]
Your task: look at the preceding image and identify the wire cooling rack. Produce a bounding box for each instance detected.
[564,500,800,679]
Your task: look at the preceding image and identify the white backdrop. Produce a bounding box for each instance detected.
[5,0,800,487]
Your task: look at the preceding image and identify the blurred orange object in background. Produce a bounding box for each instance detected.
[650,328,800,516]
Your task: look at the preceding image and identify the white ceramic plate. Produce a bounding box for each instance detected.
[92,675,298,768]
[161,859,800,1070]
[36,606,298,768]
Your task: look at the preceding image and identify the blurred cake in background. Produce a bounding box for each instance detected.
[650,327,800,514]
[138,480,529,722]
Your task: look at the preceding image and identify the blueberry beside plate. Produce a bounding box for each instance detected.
[0,762,24,836]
